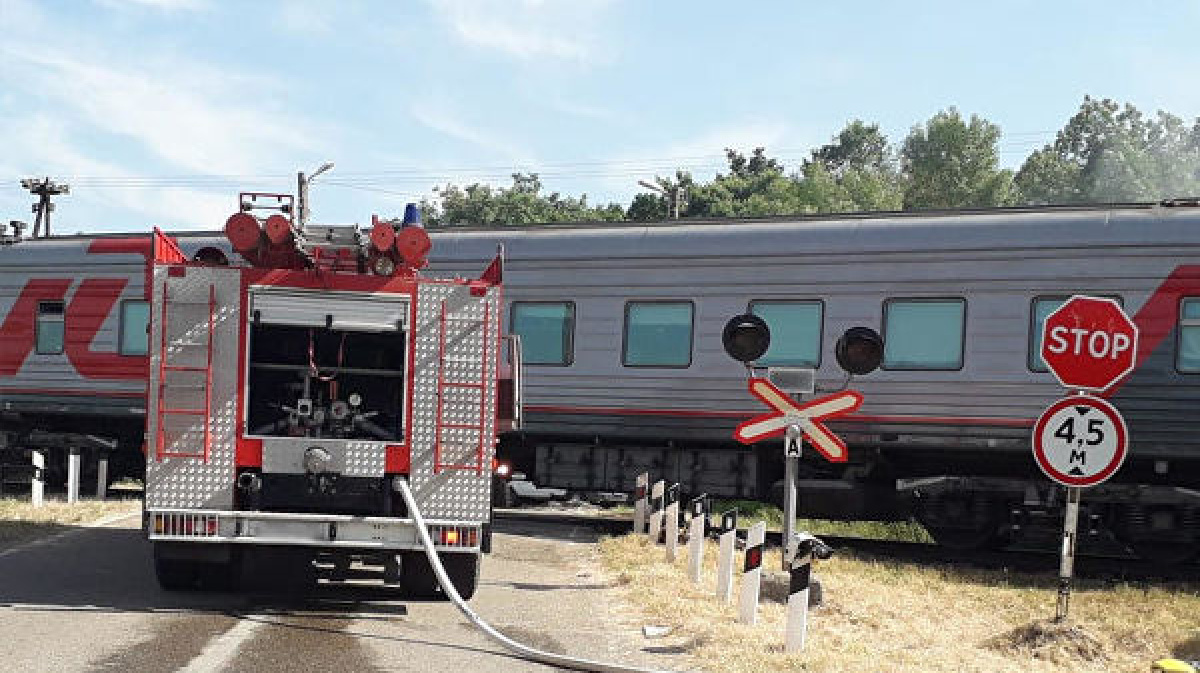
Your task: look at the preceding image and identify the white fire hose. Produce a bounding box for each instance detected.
[396,478,678,673]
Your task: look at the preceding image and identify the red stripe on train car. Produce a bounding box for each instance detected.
[0,386,145,398]
[1103,264,1200,396]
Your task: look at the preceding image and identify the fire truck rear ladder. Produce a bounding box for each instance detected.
[434,300,491,474]
[155,283,216,462]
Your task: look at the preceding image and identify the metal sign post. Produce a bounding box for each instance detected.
[1057,486,1081,621]
[782,424,801,569]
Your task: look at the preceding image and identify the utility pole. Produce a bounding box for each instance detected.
[20,177,69,238]
[638,179,686,219]
[296,162,334,232]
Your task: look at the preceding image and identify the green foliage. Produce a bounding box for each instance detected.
[415,100,1199,226]
[709,499,933,543]
[685,149,808,218]
[901,107,1015,209]
[1015,96,1200,204]
[421,172,625,226]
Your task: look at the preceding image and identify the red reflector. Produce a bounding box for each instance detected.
[745,545,763,571]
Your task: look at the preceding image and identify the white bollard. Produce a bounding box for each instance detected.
[633,472,648,535]
[738,522,766,625]
[665,501,679,562]
[648,480,665,543]
[786,554,813,652]
[715,529,735,603]
[31,451,44,508]
[96,457,108,501]
[688,514,705,584]
[67,448,81,505]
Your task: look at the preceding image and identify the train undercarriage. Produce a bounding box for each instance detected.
[497,433,1200,565]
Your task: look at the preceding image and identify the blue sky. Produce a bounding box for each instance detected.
[2,0,1198,232]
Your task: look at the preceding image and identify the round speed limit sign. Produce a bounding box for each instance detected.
[1032,395,1128,487]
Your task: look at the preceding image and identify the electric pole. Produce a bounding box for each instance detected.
[20,177,69,238]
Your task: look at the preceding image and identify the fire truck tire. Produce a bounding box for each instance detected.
[402,551,480,600]
[154,557,204,591]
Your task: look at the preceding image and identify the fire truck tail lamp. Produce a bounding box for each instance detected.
[429,525,479,548]
[153,513,220,538]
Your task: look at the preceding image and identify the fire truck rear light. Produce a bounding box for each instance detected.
[154,513,220,538]
[430,525,478,548]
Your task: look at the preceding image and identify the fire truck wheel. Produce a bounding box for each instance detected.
[154,557,204,591]
[402,552,480,600]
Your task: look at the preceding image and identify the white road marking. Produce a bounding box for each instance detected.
[177,616,267,673]
[0,510,140,560]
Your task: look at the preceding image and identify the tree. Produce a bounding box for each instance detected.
[806,121,904,212]
[1015,97,1200,204]
[901,108,1014,209]
[684,148,808,218]
[421,173,625,226]
[810,120,894,176]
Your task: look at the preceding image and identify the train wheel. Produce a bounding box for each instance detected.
[1122,505,1198,566]
[917,492,1004,550]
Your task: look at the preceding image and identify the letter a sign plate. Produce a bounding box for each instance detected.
[734,378,862,462]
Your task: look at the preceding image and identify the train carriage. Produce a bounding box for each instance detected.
[3,201,1200,557]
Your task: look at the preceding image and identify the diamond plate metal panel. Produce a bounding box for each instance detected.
[409,281,499,522]
[145,265,241,510]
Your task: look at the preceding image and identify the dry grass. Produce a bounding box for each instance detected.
[600,534,1200,672]
[0,496,140,548]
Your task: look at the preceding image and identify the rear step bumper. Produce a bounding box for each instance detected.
[145,508,482,552]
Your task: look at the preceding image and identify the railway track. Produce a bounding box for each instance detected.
[492,508,1200,582]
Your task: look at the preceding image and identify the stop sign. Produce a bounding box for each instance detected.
[1041,295,1139,392]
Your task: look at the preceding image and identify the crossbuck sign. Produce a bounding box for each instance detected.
[733,378,863,462]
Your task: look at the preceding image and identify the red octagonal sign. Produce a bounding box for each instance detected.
[1041,295,1139,392]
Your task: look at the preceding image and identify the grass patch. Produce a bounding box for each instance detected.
[0,496,140,548]
[712,499,934,543]
[600,533,1200,672]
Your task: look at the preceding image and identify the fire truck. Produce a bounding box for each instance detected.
[144,193,518,597]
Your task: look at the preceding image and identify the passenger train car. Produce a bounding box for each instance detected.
[2,202,1199,556]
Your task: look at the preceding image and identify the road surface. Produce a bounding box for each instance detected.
[0,514,690,672]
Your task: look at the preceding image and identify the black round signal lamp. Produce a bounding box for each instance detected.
[835,326,884,375]
[721,314,771,363]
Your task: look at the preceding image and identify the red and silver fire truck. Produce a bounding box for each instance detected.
[143,193,517,597]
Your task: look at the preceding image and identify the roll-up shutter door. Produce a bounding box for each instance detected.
[251,290,408,331]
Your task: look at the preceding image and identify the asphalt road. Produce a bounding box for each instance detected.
[0,515,690,672]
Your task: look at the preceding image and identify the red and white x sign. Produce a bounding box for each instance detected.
[733,378,863,463]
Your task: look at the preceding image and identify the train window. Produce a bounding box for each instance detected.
[1030,295,1123,372]
[120,300,150,356]
[1177,298,1200,372]
[882,298,965,370]
[749,300,823,367]
[623,301,693,367]
[510,302,575,366]
[35,301,65,354]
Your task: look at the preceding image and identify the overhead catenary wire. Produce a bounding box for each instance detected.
[0,130,1060,197]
